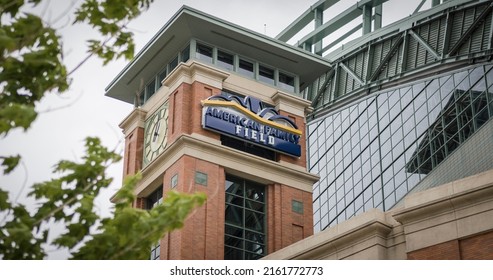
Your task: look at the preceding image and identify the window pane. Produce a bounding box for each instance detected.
[195,171,208,186]
[196,43,213,63]
[245,241,264,255]
[218,50,234,71]
[225,204,243,226]
[225,235,243,249]
[226,194,244,207]
[146,79,156,99]
[245,199,263,212]
[245,184,264,202]
[169,56,178,72]
[224,247,243,260]
[224,176,265,260]
[181,44,190,62]
[259,65,274,85]
[226,179,243,195]
[245,210,264,232]
[239,59,254,78]
[279,72,295,92]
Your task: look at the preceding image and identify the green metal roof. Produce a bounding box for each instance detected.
[105,6,331,104]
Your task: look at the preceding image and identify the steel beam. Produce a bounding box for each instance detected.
[314,7,324,55]
[368,33,405,81]
[276,0,341,42]
[409,29,441,59]
[374,4,382,30]
[296,0,390,48]
[312,68,336,108]
[448,3,493,56]
[363,4,373,35]
[489,4,493,49]
[340,61,365,85]
[413,0,427,14]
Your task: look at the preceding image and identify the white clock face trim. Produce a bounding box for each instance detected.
[144,103,169,165]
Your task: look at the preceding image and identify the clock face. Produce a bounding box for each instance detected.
[144,103,169,165]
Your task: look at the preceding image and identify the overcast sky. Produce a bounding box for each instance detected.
[1,0,426,259]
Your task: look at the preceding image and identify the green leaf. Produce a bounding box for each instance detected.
[0,103,37,135]
[0,189,11,210]
[1,155,21,174]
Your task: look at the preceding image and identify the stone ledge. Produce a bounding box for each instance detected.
[263,209,393,260]
[137,133,319,196]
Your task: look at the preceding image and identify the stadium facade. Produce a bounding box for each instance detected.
[294,0,493,232]
[107,0,493,259]
[268,0,493,259]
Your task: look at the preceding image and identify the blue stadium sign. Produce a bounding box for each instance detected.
[201,94,302,157]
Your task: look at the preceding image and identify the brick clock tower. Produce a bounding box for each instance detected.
[107,7,329,260]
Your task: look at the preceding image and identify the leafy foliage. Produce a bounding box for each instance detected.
[0,0,207,259]
[0,138,206,259]
[74,0,153,64]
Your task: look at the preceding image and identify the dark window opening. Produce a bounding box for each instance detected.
[196,43,213,63]
[146,80,156,100]
[259,65,274,85]
[181,45,190,63]
[221,135,276,161]
[279,72,295,92]
[218,50,234,71]
[146,186,163,260]
[225,175,266,260]
[169,56,179,72]
[239,59,254,78]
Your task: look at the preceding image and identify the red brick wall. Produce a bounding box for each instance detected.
[161,155,225,260]
[407,230,493,259]
[168,81,220,145]
[459,231,493,260]
[407,240,460,260]
[122,127,144,177]
[127,78,315,259]
[267,183,313,253]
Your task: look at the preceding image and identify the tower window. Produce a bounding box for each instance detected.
[238,58,254,78]
[169,56,179,72]
[146,186,163,260]
[279,72,295,92]
[171,174,178,188]
[259,65,275,85]
[196,43,213,64]
[181,44,190,63]
[224,175,266,260]
[292,200,303,214]
[220,135,276,161]
[195,171,208,186]
[217,50,234,71]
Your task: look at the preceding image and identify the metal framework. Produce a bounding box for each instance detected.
[277,0,493,118]
[406,89,493,174]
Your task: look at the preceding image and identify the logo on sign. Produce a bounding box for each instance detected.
[201,94,302,157]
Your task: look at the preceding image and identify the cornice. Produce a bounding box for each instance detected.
[136,133,319,197]
[118,107,147,136]
[263,209,393,260]
[392,179,493,225]
[163,60,229,94]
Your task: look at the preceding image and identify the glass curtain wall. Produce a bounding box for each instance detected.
[146,186,164,259]
[224,175,266,260]
[308,63,493,232]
